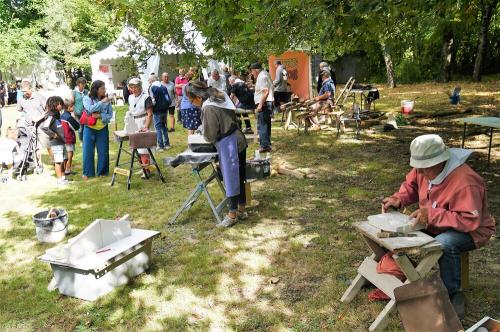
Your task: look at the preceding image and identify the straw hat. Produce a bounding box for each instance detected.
[410,134,451,168]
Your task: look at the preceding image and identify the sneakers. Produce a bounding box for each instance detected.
[216,215,237,228]
[157,146,171,152]
[168,128,175,132]
[57,178,70,186]
[450,291,465,320]
[243,128,254,134]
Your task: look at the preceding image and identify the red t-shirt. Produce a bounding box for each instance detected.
[175,76,188,96]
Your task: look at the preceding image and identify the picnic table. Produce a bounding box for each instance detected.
[458,116,499,166]
[341,221,442,331]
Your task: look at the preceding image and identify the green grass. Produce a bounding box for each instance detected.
[0,80,498,331]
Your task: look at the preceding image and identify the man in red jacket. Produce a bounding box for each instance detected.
[382,134,495,318]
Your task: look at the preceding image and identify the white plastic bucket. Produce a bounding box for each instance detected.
[32,209,68,243]
[401,100,414,114]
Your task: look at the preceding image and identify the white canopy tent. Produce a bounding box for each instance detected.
[90,22,219,92]
[6,49,66,90]
[90,26,159,92]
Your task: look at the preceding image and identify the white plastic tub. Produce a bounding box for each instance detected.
[39,218,160,301]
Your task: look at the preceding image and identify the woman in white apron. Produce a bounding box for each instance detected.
[127,78,154,175]
[185,80,248,228]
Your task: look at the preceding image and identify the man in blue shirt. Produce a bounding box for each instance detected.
[309,70,336,130]
[316,70,336,102]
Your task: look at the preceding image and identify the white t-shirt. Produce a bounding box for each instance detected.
[254,70,274,104]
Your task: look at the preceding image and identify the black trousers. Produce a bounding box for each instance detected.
[237,113,252,129]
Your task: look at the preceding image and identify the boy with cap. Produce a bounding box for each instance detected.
[382,134,495,319]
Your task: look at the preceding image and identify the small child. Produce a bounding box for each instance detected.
[61,98,80,175]
[41,96,68,185]
[0,127,21,178]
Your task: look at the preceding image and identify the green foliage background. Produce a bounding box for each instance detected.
[0,0,499,84]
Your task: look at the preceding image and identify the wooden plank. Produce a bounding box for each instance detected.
[392,254,420,282]
[340,273,367,303]
[357,257,403,299]
[369,299,396,332]
[416,251,442,278]
[419,241,442,255]
[355,222,435,254]
[460,252,469,290]
[363,235,386,261]
[114,168,131,176]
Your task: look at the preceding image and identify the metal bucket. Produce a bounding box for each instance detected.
[32,209,68,243]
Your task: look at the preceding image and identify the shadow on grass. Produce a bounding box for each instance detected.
[0,86,498,330]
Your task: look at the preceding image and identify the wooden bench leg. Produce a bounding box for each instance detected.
[369,299,396,332]
[460,252,469,290]
[341,273,367,303]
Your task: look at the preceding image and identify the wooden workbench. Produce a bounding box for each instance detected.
[341,221,442,331]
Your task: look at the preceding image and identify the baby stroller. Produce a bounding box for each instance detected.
[14,119,43,180]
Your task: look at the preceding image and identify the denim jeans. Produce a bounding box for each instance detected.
[82,125,109,177]
[78,125,84,142]
[153,112,169,148]
[257,102,272,149]
[434,230,475,295]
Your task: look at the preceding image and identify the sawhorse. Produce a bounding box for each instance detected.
[168,161,228,225]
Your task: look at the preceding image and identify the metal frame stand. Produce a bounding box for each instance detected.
[461,123,495,167]
[168,162,229,225]
[111,137,166,190]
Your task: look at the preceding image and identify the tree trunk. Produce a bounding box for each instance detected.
[473,0,498,82]
[441,26,454,82]
[381,42,396,88]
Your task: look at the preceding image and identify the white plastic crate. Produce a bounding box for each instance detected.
[39,218,160,301]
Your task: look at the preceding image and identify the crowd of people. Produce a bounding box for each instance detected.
[0,60,496,319]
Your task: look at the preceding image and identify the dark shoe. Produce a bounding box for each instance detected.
[259,147,272,153]
[450,291,465,320]
[168,128,175,132]
[244,128,254,134]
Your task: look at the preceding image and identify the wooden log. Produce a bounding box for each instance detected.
[409,108,473,119]
[359,119,381,128]
[277,165,306,179]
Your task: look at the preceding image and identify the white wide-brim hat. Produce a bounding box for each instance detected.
[409,134,451,168]
[128,77,141,86]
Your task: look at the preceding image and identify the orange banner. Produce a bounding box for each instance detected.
[269,51,311,99]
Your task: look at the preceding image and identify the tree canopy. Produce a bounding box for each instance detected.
[0,0,498,85]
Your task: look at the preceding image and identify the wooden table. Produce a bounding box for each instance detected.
[458,116,499,167]
[341,221,442,331]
